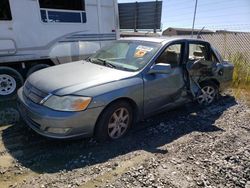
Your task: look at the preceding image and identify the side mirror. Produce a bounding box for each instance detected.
[148,63,172,74]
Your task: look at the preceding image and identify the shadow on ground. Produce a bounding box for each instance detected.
[1,95,237,174]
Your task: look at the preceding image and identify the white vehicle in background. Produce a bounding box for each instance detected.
[0,0,119,99]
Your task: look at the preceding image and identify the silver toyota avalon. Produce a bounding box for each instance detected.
[17,37,234,141]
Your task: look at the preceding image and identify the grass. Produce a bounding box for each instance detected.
[227,53,250,106]
[228,53,250,89]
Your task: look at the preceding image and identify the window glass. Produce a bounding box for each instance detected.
[96,43,129,59]
[189,43,209,61]
[156,44,182,68]
[39,0,86,23]
[0,0,12,20]
[47,11,82,23]
[90,41,161,71]
[39,0,85,11]
[211,51,219,62]
[212,47,223,62]
[40,10,47,22]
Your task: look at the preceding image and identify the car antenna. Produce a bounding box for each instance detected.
[197,26,205,39]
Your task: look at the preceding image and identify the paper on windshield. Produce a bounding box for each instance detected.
[134,45,153,58]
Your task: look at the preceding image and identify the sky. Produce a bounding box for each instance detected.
[118,0,250,32]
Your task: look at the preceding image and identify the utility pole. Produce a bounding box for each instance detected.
[191,0,198,38]
[154,0,158,33]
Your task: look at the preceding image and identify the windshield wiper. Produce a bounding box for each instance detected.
[94,58,117,69]
[89,58,115,68]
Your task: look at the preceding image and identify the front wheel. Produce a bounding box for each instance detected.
[197,82,218,105]
[95,101,133,142]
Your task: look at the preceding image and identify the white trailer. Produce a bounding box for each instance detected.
[0,0,119,99]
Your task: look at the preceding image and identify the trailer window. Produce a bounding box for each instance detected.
[39,0,85,11]
[39,0,86,23]
[0,0,12,20]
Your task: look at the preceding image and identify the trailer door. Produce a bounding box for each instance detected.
[99,0,119,47]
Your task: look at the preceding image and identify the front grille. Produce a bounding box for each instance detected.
[23,81,48,104]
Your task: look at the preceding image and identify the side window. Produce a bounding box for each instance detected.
[211,51,219,62]
[39,0,86,23]
[188,43,209,61]
[0,0,12,20]
[156,43,183,68]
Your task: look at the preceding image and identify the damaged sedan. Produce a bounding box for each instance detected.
[17,37,234,140]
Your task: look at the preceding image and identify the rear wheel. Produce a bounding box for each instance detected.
[0,67,24,100]
[197,82,218,105]
[95,101,133,141]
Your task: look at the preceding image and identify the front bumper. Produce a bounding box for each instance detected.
[17,88,104,139]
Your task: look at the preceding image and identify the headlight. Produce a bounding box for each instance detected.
[43,95,92,112]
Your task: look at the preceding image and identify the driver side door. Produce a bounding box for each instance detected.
[143,42,186,116]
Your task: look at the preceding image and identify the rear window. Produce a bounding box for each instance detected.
[0,0,12,21]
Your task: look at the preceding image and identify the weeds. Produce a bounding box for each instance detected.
[228,53,250,89]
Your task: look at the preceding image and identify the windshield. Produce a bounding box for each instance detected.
[89,41,161,71]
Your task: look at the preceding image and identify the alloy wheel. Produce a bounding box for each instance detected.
[108,107,130,139]
[197,86,217,105]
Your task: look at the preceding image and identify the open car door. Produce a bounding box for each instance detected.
[186,41,218,98]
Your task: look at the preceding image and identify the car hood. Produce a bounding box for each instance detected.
[28,61,136,95]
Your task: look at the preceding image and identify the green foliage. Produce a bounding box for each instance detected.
[228,53,250,89]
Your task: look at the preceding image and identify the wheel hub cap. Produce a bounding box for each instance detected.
[1,81,7,88]
[0,74,17,96]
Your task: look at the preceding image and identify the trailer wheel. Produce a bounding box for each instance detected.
[0,67,24,99]
[0,107,20,126]
[26,64,50,78]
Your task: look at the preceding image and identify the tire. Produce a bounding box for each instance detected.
[0,67,24,100]
[26,64,50,78]
[95,101,133,142]
[0,107,20,126]
[197,82,218,105]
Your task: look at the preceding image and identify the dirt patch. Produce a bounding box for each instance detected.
[0,94,249,188]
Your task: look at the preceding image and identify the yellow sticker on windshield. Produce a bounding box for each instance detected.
[134,50,147,58]
[134,45,153,58]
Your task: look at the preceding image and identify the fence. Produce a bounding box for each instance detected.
[200,32,250,62]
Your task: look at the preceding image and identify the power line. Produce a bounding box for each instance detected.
[165,5,250,15]
[164,12,250,23]
[163,24,250,31]
[163,0,239,9]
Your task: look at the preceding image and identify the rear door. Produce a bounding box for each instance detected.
[143,41,186,116]
[186,41,218,95]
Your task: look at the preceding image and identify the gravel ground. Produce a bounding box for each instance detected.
[0,93,249,188]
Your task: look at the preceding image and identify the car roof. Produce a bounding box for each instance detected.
[120,36,206,45]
